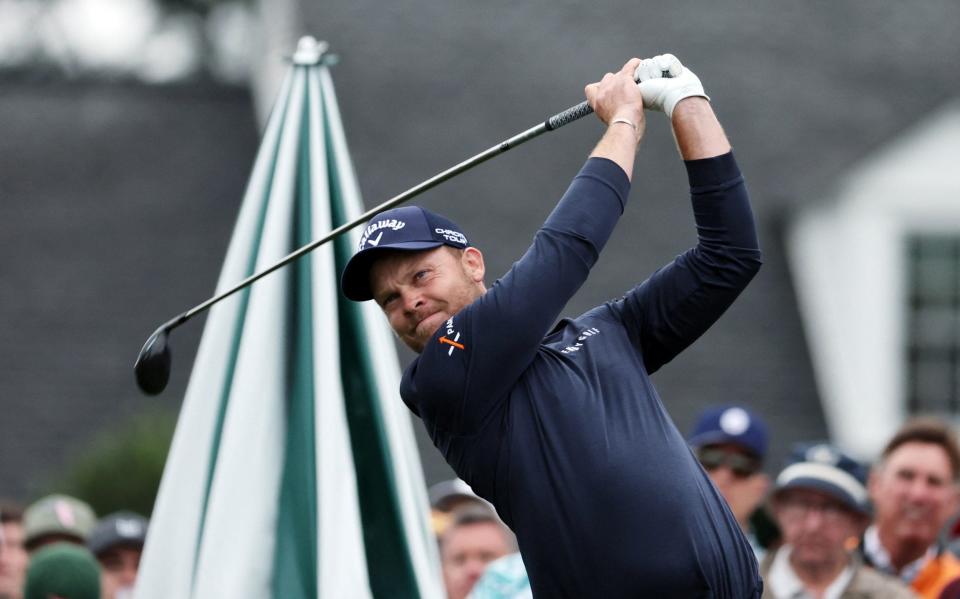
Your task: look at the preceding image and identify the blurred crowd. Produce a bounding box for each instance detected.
[430,409,960,599]
[0,496,146,599]
[4,409,960,598]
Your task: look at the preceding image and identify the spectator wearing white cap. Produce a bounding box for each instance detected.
[429,478,495,537]
[689,405,771,558]
[87,511,148,599]
[440,506,515,599]
[761,443,915,599]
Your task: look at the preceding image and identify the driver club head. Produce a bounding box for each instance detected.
[135,326,172,395]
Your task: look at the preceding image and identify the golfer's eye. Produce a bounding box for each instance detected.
[380,293,399,308]
[413,269,429,282]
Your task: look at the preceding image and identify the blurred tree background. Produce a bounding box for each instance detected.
[45,410,177,517]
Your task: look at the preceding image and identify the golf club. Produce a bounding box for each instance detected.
[134,95,604,395]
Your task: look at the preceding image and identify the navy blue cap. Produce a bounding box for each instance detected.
[340,206,469,301]
[687,405,768,459]
[86,511,148,556]
[773,442,870,516]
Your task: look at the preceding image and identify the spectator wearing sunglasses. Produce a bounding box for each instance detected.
[689,405,771,559]
[761,443,915,598]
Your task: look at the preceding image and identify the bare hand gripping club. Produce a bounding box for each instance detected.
[134,98,601,395]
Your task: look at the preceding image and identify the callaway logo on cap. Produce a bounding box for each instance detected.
[341,205,470,301]
[358,218,407,250]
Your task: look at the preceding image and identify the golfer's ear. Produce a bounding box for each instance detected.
[462,247,485,283]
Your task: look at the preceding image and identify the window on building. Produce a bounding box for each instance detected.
[906,234,960,415]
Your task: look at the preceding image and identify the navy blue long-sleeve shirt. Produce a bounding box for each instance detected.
[401,152,763,597]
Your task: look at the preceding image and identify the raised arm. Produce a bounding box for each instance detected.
[616,56,761,371]
[671,98,731,160]
[456,59,650,397]
[585,57,645,179]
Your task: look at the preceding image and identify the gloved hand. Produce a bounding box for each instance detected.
[634,54,709,118]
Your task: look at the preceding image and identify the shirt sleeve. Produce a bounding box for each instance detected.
[617,151,763,373]
[403,157,631,432]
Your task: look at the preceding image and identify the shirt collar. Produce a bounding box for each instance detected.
[863,524,937,583]
[768,545,856,599]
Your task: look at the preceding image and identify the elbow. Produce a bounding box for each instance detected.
[693,245,763,288]
[744,248,763,277]
[734,247,763,284]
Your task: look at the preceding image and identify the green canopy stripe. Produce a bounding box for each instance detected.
[271,66,319,598]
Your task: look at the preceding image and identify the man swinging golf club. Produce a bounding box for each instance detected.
[342,54,763,597]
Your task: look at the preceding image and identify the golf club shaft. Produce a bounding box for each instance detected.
[170,99,596,330]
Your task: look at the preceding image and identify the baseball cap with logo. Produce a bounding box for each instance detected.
[87,511,148,556]
[773,442,870,516]
[23,495,96,550]
[340,205,470,301]
[687,405,769,460]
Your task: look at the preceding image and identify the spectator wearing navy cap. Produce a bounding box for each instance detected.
[689,405,771,557]
[87,512,148,599]
[761,443,915,599]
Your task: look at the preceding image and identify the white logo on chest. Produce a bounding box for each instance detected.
[560,327,600,354]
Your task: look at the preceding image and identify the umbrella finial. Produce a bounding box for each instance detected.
[293,36,329,65]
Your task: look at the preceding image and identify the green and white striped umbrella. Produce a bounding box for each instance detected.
[135,37,443,599]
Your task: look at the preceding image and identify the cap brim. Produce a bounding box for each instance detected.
[88,537,146,556]
[340,241,444,301]
[773,479,870,517]
[688,431,763,458]
[24,530,87,550]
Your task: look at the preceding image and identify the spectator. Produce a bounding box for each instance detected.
[0,502,28,599]
[468,553,531,599]
[22,495,96,553]
[440,506,515,599]
[23,543,100,599]
[762,442,915,598]
[689,405,771,557]
[87,512,148,599]
[429,478,494,536]
[865,419,960,598]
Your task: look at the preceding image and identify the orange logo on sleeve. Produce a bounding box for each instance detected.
[439,336,464,350]
[440,318,464,356]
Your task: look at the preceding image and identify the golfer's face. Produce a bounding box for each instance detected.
[370,246,484,353]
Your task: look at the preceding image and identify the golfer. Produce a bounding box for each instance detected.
[342,55,763,597]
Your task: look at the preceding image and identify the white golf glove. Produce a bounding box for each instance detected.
[634,54,709,118]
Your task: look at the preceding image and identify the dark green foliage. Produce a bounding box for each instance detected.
[49,410,177,518]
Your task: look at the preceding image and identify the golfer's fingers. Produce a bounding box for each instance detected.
[620,58,642,78]
[585,73,613,100]
[584,81,599,102]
